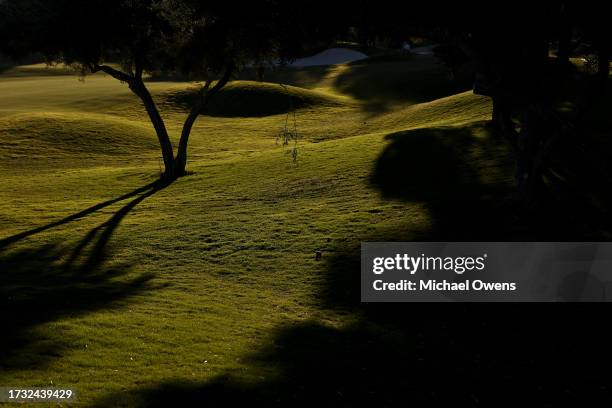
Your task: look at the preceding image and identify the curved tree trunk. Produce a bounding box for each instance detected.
[93,63,233,179]
[174,64,234,176]
[129,79,176,179]
[92,64,177,179]
[174,103,201,177]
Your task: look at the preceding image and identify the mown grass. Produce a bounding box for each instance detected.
[1,56,611,407]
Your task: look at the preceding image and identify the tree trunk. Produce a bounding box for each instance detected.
[174,102,201,177]
[129,79,176,179]
[174,64,234,176]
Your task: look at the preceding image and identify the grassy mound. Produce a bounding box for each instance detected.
[332,60,465,112]
[161,81,347,118]
[369,91,492,132]
[0,112,158,159]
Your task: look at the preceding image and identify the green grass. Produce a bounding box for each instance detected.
[0,112,158,160]
[162,81,349,118]
[1,57,610,406]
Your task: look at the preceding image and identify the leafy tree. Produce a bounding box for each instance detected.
[0,0,312,179]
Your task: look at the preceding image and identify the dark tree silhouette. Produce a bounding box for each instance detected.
[455,2,611,206]
[353,1,611,206]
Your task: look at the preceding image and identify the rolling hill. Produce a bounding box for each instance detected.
[4,54,606,406]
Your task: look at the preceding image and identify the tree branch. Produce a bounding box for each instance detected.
[134,60,144,81]
[91,64,134,83]
[207,62,234,97]
[203,79,213,92]
[195,79,213,101]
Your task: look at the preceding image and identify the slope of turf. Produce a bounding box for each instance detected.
[5,56,609,407]
[160,81,349,118]
[0,112,158,160]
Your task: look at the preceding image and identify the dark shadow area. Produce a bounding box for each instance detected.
[0,65,13,74]
[370,124,612,241]
[0,180,169,369]
[371,126,495,201]
[321,123,612,311]
[0,180,165,250]
[238,65,336,89]
[89,308,612,407]
[0,64,75,78]
[370,125,524,240]
[333,56,465,113]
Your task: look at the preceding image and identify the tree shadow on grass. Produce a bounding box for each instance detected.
[88,126,612,406]
[369,123,611,241]
[312,125,612,404]
[0,180,170,370]
[88,309,612,407]
[369,124,520,240]
[0,179,166,250]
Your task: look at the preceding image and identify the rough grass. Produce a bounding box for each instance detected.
[0,112,158,160]
[1,57,611,407]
